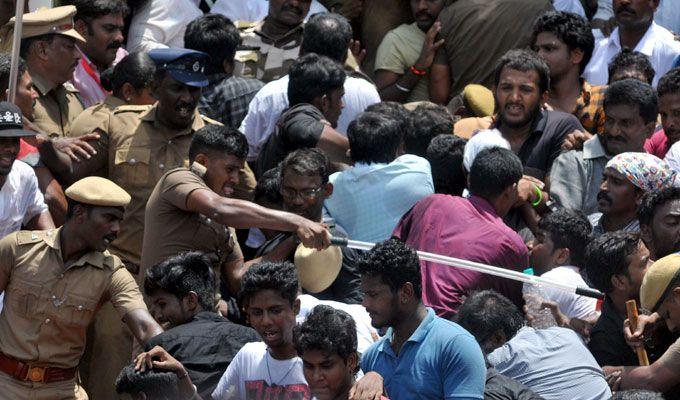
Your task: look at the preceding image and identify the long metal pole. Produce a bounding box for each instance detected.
[331,237,604,299]
[8,0,27,103]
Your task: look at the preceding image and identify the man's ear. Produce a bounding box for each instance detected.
[184,291,199,311]
[540,89,550,105]
[323,182,333,198]
[553,247,571,265]
[570,48,584,67]
[193,153,208,167]
[640,224,653,252]
[293,297,301,315]
[346,352,359,373]
[611,274,628,291]
[74,19,89,37]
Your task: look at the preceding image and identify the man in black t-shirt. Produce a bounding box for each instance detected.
[256,53,350,178]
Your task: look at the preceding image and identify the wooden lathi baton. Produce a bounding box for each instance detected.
[626,299,650,366]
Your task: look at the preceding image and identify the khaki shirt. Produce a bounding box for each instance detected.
[234,20,303,83]
[0,228,146,369]
[140,163,241,282]
[68,95,127,176]
[30,71,85,138]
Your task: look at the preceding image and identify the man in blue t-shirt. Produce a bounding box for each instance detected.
[358,239,486,400]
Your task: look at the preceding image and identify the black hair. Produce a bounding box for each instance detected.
[585,231,641,293]
[425,134,467,196]
[294,305,359,372]
[19,34,55,59]
[404,103,454,157]
[65,198,92,219]
[468,147,523,201]
[611,390,665,400]
[239,261,300,307]
[531,11,595,74]
[347,111,402,164]
[356,238,422,299]
[301,13,353,63]
[281,148,331,184]
[287,53,346,106]
[184,13,241,75]
[604,78,658,125]
[657,68,680,99]
[66,0,129,22]
[608,49,655,85]
[102,52,155,94]
[494,49,550,94]
[456,290,524,351]
[364,101,410,141]
[538,209,592,268]
[254,166,283,207]
[638,187,680,227]
[188,124,248,163]
[115,364,180,399]
[144,251,216,312]
[0,52,26,93]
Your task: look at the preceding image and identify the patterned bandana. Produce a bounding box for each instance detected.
[605,152,676,192]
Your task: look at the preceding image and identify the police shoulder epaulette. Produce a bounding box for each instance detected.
[16,230,49,245]
[63,82,80,93]
[235,20,257,31]
[113,104,152,114]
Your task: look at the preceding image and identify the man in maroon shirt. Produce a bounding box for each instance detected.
[393,146,528,319]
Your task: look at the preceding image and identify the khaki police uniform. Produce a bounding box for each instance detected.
[234,20,304,84]
[0,177,147,400]
[31,70,85,138]
[2,6,86,137]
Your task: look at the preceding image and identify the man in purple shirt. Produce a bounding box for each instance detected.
[393,147,528,319]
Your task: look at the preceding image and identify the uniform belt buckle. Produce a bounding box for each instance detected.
[26,366,46,383]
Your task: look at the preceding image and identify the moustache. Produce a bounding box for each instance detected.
[175,101,196,110]
[281,5,303,15]
[415,11,433,20]
[597,191,613,205]
[615,5,636,15]
[107,41,123,50]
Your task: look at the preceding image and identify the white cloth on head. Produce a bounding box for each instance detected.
[126,0,203,52]
[210,0,328,23]
[239,74,381,161]
[296,294,378,355]
[583,22,680,87]
[462,129,510,171]
[0,160,48,239]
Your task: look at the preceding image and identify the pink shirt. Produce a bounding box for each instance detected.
[644,129,672,159]
[71,47,128,108]
[393,194,529,319]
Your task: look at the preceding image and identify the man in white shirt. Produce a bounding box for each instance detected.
[126,0,202,52]
[239,12,379,161]
[211,0,327,23]
[584,0,680,86]
[0,101,53,239]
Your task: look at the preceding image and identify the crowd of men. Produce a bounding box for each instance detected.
[1,0,680,399]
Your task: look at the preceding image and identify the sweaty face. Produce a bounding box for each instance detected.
[597,168,641,217]
[14,71,39,120]
[269,0,312,26]
[602,103,653,155]
[361,275,399,329]
[660,93,680,146]
[495,67,544,130]
[246,289,298,350]
[44,35,81,85]
[154,73,201,129]
[78,206,124,252]
[203,154,245,198]
[150,290,192,329]
[281,169,328,221]
[0,136,19,176]
[302,350,355,400]
[529,229,556,275]
[613,0,657,30]
[649,199,680,259]
[410,0,445,32]
[534,32,573,80]
[78,13,125,68]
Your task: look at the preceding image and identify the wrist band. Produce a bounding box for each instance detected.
[531,185,543,207]
[395,82,411,93]
[410,65,427,76]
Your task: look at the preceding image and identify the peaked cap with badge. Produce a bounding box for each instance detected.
[148,48,210,88]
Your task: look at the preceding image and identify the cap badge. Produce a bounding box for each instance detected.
[2,111,21,124]
[192,61,200,72]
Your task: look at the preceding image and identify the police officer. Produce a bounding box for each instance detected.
[6,6,85,138]
[234,0,312,83]
[0,176,162,400]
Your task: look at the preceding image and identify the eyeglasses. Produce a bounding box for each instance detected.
[281,186,324,201]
